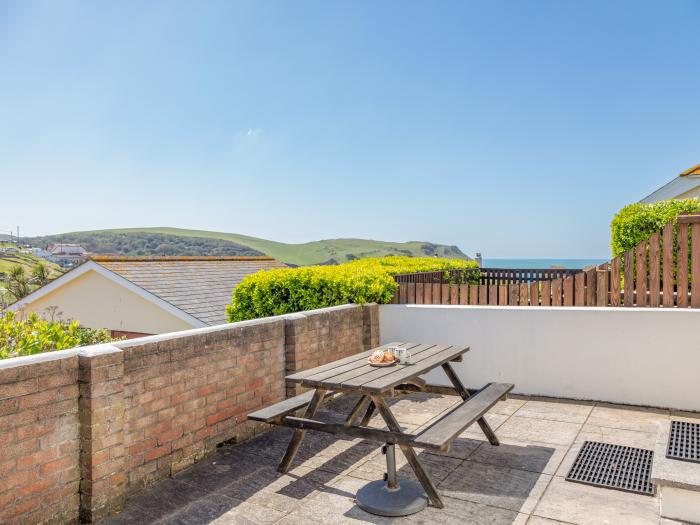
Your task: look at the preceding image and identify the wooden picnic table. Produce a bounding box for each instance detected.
[249,342,513,516]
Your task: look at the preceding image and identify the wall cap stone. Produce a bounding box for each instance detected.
[0,347,78,370]
[78,343,124,357]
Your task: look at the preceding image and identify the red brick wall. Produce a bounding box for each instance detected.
[0,303,379,524]
[120,318,286,493]
[285,304,379,396]
[0,351,80,525]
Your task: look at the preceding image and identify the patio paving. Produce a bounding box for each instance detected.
[99,392,696,525]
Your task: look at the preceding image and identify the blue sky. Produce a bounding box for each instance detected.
[1,1,698,258]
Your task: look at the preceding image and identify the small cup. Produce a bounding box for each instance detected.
[394,346,410,364]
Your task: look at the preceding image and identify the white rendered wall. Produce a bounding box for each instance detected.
[379,305,700,412]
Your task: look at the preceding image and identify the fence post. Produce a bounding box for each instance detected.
[610,257,621,307]
[649,232,661,307]
[585,268,597,306]
[662,222,674,307]
[596,266,609,307]
[635,241,648,307]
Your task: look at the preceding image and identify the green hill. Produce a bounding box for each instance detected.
[26,228,471,266]
[0,245,63,276]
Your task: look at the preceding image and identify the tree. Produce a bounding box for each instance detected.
[5,265,30,300]
[31,262,50,286]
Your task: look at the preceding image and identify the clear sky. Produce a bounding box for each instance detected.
[1,1,699,258]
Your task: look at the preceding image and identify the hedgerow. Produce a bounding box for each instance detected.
[0,311,115,359]
[611,199,700,257]
[226,256,479,321]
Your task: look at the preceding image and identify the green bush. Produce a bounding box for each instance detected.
[611,199,700,257]
[226,256,479,321]
[0,311,115,359]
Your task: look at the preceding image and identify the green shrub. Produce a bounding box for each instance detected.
[611,199,700,257]
[0,311,115,359]
[227,256,479,321]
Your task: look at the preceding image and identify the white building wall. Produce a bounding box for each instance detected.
[379,305,700,411]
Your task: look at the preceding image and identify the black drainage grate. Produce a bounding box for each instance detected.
[667,420,700,463]
[565,441,655,496]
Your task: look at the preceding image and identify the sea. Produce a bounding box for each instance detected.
[482,258,607,269]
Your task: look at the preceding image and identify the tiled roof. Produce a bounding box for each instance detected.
[680,163,700,176]
[92,256,286,326]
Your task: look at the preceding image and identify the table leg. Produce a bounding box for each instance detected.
[441,362,499,445]
[371,395,444,508]
[345,395,371,427]
[360,400,375,426]
[278,388,327,473]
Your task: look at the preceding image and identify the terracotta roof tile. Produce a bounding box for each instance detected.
[680,163,700,176]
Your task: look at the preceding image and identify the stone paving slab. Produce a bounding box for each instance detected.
[98,393,687,525]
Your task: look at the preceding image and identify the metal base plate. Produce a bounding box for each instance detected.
[356,479,428,517]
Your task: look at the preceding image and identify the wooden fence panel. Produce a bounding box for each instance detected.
[663,222,674,307]
[459,284,468,305]
[509,284,519,305]
[677,222,689,307]
[530,281,539,306]
[467,285,476,305]
[432,283,441,304]
[407,283,416,304]
[488,284,498,305]
[649,232,661,307]
[574,272,585,306]
[596,268,608,306]
[439,284,448,305]
[424,282,432,304]
[636,241,648,307]
[551,279,562,306]
[415,283,424,304]
[498,284,508,305]
[477,285,487,305]
[398,284,407,303]
[585,268,597,306]
[453,284,460,303]
[519,283,529,305]
[610,257,621,307]
[541,280,551,306]
[391,288,399,303]
[563,276,574,306]
[624,249,634,307]
[692,222,700,308]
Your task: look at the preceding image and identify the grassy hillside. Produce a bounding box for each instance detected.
[28,228,471,266]
[0,245,64,306]
[0,246,63,276]
[27,231,263,258]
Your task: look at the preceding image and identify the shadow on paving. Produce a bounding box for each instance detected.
[98,394,555,525]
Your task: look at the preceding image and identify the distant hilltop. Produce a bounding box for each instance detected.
[24,228,471,267]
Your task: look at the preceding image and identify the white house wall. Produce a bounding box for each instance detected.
[17,268,195,334]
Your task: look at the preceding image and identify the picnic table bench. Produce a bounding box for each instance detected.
[249,342,514,516]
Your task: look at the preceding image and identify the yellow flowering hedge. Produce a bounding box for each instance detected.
[226,256,479,321]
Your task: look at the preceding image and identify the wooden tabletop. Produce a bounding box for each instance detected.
[286,342,469,394]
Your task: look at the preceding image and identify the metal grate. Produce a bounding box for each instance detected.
[667,421,700,463]
[565,441,655,496]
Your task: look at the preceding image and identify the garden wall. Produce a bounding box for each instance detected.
[0,304,378,525]
[380,304,700,411]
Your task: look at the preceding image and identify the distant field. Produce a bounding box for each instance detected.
[0,246,64,305]
[0,247,62,276]
[27,228,471,266]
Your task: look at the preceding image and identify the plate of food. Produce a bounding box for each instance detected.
[368,349,397,367]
